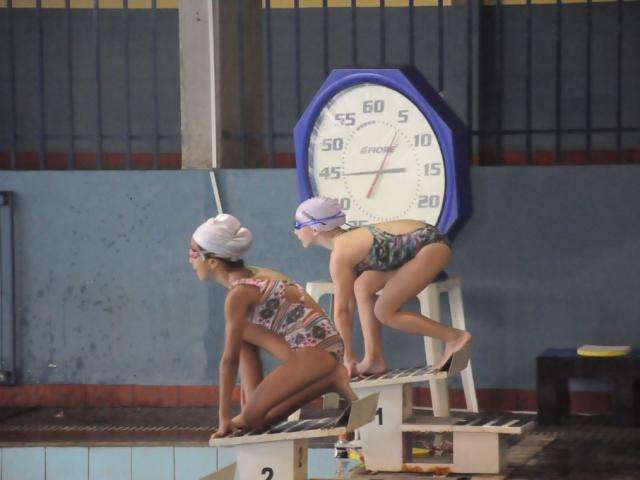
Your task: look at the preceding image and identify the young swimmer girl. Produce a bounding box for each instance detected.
[189,214,357,439]
[293,197,471,377]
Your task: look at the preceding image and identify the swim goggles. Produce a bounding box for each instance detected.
[189,247,215,260]
[294,211,346,230]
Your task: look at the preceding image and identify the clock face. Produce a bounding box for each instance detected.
[308,83,446,227]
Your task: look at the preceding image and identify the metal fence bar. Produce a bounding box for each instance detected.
[438,0,443,92]
[351,0,358,65]
[0,192,16,386]
[236,0,247,167]
[473,127,640,135]
[93,0,103,169]
[380,0,386,65]
[408,0,415,65]
[615,0,623,162]
[65,0,75,168]
[36,0,46,168]
[586,0,592,163]
[322,0,329,77]
[496,0,504,164]
[525,0,532,163]
[294,0,302,117]
[123,0,132,168]
[6,1,18,169]
[36,133,181,140]
[466,0,473,157]
[555,0,562,163]
[265,0,276,168]
[225,132,294,141]
[151,0,159,168]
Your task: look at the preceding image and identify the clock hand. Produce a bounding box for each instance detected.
[344,168,406,176]
[366,130,398,199]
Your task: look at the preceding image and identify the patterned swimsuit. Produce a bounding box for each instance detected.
[232,278,344,362]
[354,224,451,276]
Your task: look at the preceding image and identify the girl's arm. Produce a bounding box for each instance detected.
[239,342,263,406]
[329,248,357,368]
[213,286,251,438]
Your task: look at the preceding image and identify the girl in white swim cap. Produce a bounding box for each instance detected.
[294,197,471,377]
[189,214,356,439]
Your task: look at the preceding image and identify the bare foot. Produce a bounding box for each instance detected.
[343,356,359,379]
[230,413,247,430]
[355,356,388,376]
[433,330,472,371]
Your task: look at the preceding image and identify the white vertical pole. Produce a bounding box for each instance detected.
[209,170,223,215]
[208,1,223,213]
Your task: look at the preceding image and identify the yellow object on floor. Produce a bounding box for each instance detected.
[411,446,431,458]
[577,345,631,357]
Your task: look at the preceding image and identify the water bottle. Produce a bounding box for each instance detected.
[334,439,350,479]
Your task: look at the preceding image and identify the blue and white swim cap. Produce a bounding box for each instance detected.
[295,197,346,232]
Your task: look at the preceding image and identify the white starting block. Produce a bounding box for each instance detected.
[207,393,379,480]
[351,346,477,473]
[396,412,535,475]
[348,349,534,475]
[306,275,478,416]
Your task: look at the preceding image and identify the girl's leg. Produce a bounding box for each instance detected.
[353,270,394,375]
[373,243,471,370]
[240,347,356,429]
[231,325,292,430]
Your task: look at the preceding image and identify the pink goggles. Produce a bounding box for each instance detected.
[189,247,210,260]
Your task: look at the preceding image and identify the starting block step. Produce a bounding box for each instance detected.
[350,344,470,388]
[210,393,379,448]
[401,412,536,435]
[207,393,379,480]
[210,415,347,447]
[350,365,447,388]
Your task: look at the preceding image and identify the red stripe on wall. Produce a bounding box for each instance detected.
[271,150,640,168]
[0,384,615,414]
[471,149,640,166]
[3,150,640,169]
[0,152,182,170]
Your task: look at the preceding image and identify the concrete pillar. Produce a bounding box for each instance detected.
[179,0,218,169]
[179,0,264,169]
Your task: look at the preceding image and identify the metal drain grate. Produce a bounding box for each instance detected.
[0,424,215,433]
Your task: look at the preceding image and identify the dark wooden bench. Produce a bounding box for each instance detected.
[537,348,640,426]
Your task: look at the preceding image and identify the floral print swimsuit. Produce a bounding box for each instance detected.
[231,278,344,362]
[354,224,451,276]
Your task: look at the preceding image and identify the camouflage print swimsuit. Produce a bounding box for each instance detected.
[231,278,344,362]
[354,224,451,276]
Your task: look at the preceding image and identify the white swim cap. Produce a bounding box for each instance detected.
[192,214,252,261]
[295,197,346,232]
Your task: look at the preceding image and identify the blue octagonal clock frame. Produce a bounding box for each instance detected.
[294,67,472,239]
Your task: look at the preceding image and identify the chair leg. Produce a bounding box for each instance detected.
[448,282,479,412]
[418,285,450,417]
[305,283,324,304]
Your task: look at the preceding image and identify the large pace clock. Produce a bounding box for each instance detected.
[294,68,471,237]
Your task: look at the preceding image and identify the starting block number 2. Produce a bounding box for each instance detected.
[258,444,304,478]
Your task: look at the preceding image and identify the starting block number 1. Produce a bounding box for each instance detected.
[376,407,383,425]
